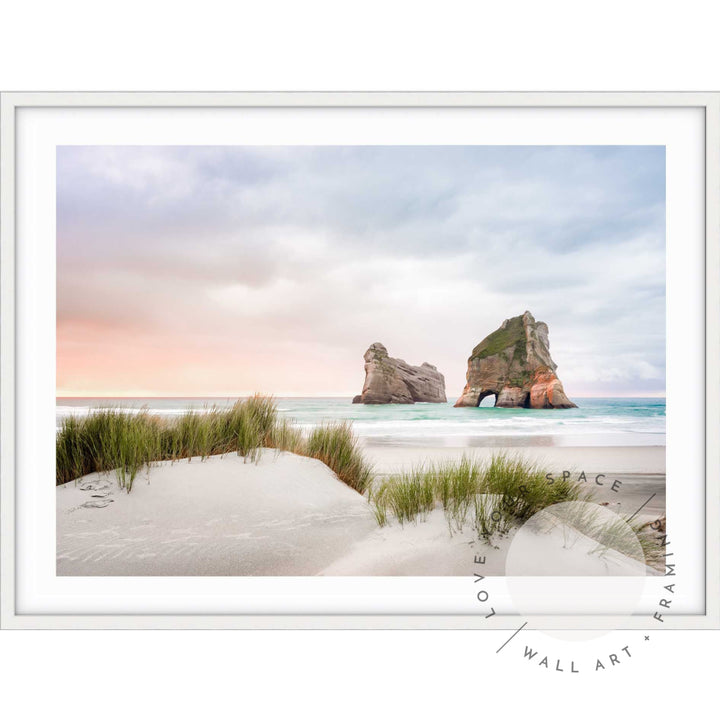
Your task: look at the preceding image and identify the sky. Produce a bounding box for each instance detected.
[56,145,666,398]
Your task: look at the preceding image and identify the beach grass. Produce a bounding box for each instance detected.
[266,417,306,455]
[56,396,372,494]
[369,452,591,532]
[601,515,667,569]
[306,421,373,494]
[534,501,667,570]
[56,409,161,491]
[372,464,437,525]
[370,453,664,569]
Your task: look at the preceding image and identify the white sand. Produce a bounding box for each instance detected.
[320,507,658,577]
[319,509,494,576]
[57,450,377,576]
[57,446,665,577]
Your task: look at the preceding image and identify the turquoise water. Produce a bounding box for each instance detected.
[56,397,665,448]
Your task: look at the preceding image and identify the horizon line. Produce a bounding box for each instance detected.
[56,393,668,400]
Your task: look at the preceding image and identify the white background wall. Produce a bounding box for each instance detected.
[1,2,718,718]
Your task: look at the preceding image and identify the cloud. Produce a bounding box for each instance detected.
[56,145,665,397]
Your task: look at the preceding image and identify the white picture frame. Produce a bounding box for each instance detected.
[1,92,718,629]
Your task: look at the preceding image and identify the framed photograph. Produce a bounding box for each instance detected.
[1,92,718,629]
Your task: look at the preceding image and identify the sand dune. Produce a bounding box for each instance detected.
[57,451,376,576]
[57,447,664,577]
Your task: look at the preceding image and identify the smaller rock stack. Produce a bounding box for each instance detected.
[352,343,447,404]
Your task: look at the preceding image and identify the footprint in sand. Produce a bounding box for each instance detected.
[80,499,115,509]
[79,482,112,492]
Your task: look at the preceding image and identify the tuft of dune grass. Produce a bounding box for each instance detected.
[56,408,161,492]
[266,417,306,455]
[371,464,436,526]
[370,452,662,570]
[305,421,372,494]
[369,452,590,533]
[56,396,372,495]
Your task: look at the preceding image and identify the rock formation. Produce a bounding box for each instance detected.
[353,343,447,404]
[454,311,577,409]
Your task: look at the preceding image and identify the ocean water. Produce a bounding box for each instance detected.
[56,397,665,448]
